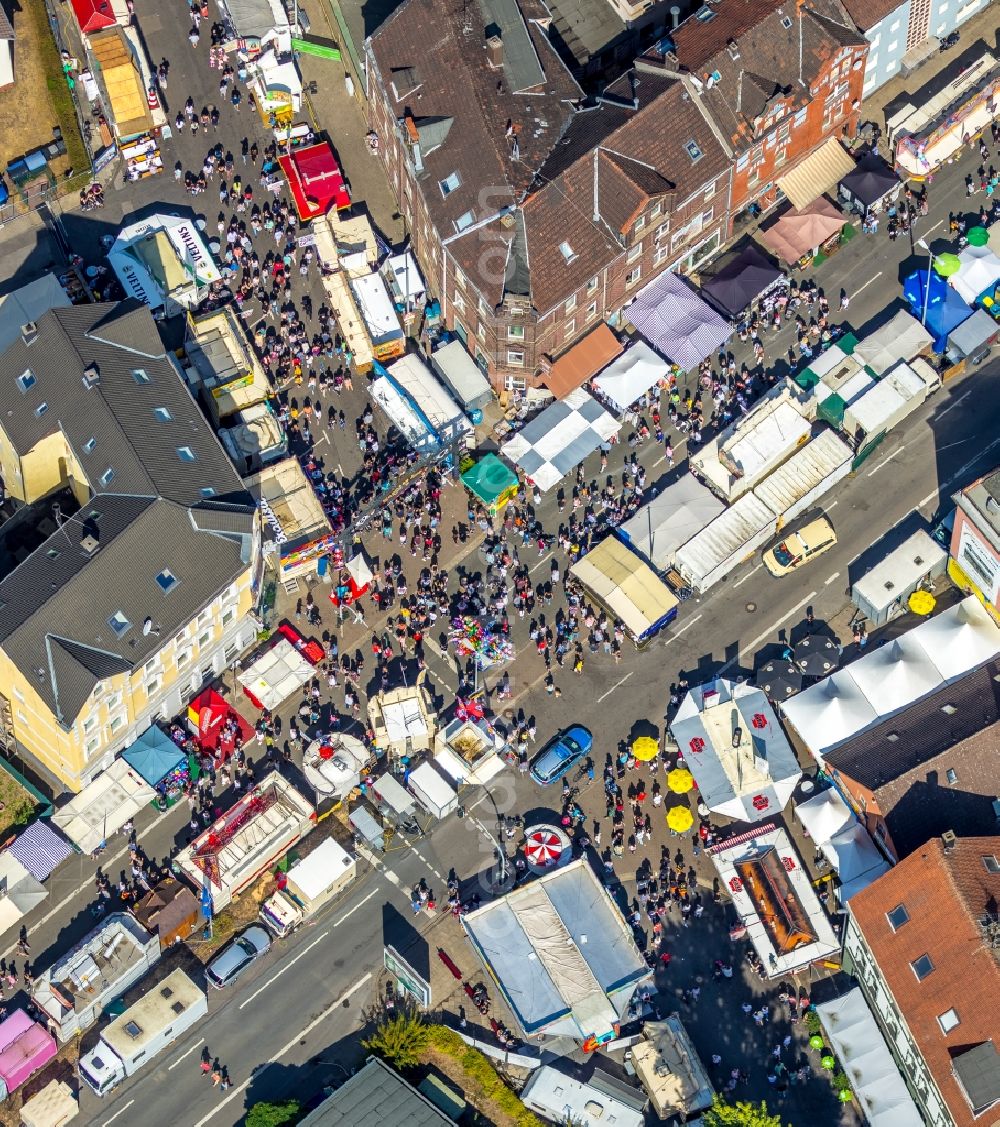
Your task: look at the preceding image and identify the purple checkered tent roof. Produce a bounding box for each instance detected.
[8,822,73,881]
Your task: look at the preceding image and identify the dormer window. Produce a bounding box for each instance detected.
[685,140,704,162]
[559,242,577,264]
[439,171,461,197]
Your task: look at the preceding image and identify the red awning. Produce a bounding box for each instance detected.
[71,0,117,33]
[278,142,351,221]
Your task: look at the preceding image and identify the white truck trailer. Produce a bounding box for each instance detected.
[79,969,208,1097]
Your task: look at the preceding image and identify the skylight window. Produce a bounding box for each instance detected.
[911,954,934,981]
[937,1009,960,1034]
[132,368,150,384]
[83,437,97,453]
[100,468,115,487]
[559,241,577,264]
[695,4,715,19]
[108,611,131,638]
[455,210,475,232]
[16,370,36,393]
[35,402,48,417]
[781,14,793,27]
[200,487,217,499]
[154,407,172,422]
[177,446,197,462]
[439,171,461,197]
[155,568,179,594]
[886,904,909,931]
[685,140,704,162]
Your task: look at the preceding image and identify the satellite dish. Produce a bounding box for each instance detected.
[143,617,153,636]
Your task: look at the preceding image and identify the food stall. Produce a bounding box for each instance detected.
[0,1011,58,1101]
[430,339,493,416]
[461,453,519,516]
[279,141,350,221]
[384,353,474,449]
[675,493,778,594]
[591,341,670,415]
[758,197,848,267]
[368,684,436,763]
[238,637,315,711]
[946,307,999,367]
[406,761,458,821]
[121,725,190,809]
[259,836,356,936]
[248,457,335,579]
[351,271,405,362]
[187,689,255,759]
[109,213,221,316]
[330,551,373,609]
[322,269,374,372]
[434,714,507,786]
[52,760,156,854]
[851,529,947,628]
[302,734,371,805]
[88,26,162,174]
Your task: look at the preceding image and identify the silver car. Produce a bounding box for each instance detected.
[206,925,271,989]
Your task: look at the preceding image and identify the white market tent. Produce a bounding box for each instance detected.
[795,789,889,902]
[674,492,777,593]
[238,638,315,711]
[570,536,679,643]
[670,679,801,822]
[618,475,724,571]
[751,429,852,525]
[52,759,156,855]
[852,310,933,375]
[815,990,922,1127]
[781,595,1000,759]
[0,854,47,936]
[591,341,670,413]
[502,386,619,492]
[385,353,473,445]
[949,244,1000,305]
[430,340,493,413]
[462,859,649,1039]
[370,375,435,452]
[795,787,852,843]
[386,251,425,302]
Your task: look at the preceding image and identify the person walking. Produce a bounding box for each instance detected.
[200,1048,212,1076]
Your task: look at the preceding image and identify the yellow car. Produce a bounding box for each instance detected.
[763,517,837,577]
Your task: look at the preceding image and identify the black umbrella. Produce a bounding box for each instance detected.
[794,635,840,677]
[756,659,803,700]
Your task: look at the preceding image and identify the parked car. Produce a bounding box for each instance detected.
[763,517,837,577]
[530,726,593,785]
[206,925,271,989]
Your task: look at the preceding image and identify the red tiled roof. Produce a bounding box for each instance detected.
[849,836,1000,1127]
[837,0,900,32]
[544,323,623,397]
[672,0,787,71]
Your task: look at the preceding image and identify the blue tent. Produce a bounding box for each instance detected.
[121,726,185,786]
[903,269,972,352]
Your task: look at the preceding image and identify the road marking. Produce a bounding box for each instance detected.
[168,1040,205,1070]
[192,974,374,1127]
[922,219,944,237]
[530,551,553,574]
[671,613,704,638]
[597,671,633,703]
[383,868,404,889]
[867,446,904,476]
[239,929,332,1010]
[827,499,839,511]
[853,271,883,297]
[824,571,841,586]
[333,888,379,926]
[103,1100,135,1126]
[937,389,973,418]
[734,564,763,588]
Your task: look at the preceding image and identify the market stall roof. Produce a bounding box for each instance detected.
[795,789,889,901]
[851,310,932,375]
[387,252,425,301]
[781,596,1000,759]
[592,341,670,413]
[370,375,435,452]
[302,734,369,798]
[279,143,350,221]
[71,0,116,33]
[431,340,493,412]
[815,990,922,1126]
[777,137,855,210]
[632,1017,714,1120]
[121,726,185,787]
[238,637,315,711]
[462,858,649,1039]
[543,323,623,399]
[19,1078,79,1127]
[8,822,73,881]
[950,244,1000,305]
[669,679,802,822]
[385,353,473,444]
[225,0,290,38]
[89,28,154,139]
[902,269,972,352]
[570,536,678,642]
[627,271,732,371]
[0,854,47,936]
[248,457,332,553]
[502,386,619,492]
[701,244,783,320]
[0,1010,57,1093]
[839,148,899,207]
[948,307,997,359]
[758,197,847,265]
[708,825,840,977]
[795,787,852,843]
[52,759,156,855]
[462,453,519,508]
[618,475,724,571]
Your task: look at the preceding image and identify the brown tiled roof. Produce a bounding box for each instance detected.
[544,322,623,397]
[672,0,787,71]
[849,837,1000,1127]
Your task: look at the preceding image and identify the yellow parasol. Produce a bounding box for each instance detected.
[632,736,659,762]
[667,768,695,793]
[908,590,936,615]
[666,805,694,833]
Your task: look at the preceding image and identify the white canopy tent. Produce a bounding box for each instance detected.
[0,854,47,936]
[669,679,802,822]
[852,310,933,375]
[238,638,315,711]
[795,789,889,902]
[591,341,670,414]
[52,760,156,855]
[912,594,1000,679]
[618,476,725,571]
[846,634,943,715]
[385,353,473,447]
[502,387,619,492]
[795,786,852,842]
[950,244,1000,305]
[815,990,922,1127]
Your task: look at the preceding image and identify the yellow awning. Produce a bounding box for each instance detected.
[777,138,856,211]
[90,28,153,138]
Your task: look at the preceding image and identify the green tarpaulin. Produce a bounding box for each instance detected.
[462,453,518,509]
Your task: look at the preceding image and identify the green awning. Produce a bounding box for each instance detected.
[817,392,846,429]
[462,453,518,506]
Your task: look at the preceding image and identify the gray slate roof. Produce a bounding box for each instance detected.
[300,1059,452,1126]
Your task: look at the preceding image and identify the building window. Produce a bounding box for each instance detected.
[587,276,599,294]
[634,215,645,231]
[83,714,99,734]
[144,677,161,697]
[565,294,577,313]
[886,904,909,931]
[101,468,115,487]
[507,325,525,340]
[946,767,958,785]
[654,245,670,266]
[656,223,668,242]
[132,368,150,384]
[503,375,526,391]
[586,301,598,320]
[736,153,749,171]
[200,487,217,499]
[35,401,48,417]
[176,649,192,668]
[177,446,197,462]
[937,1009,960,1034]
[154,407,172,422]
[625,266,642,288]
[564,319,576,338]
[684,139,703,162]
[12,687,24,703]
[559,241,577,264]
[198,630,212,649]
[985,855,1000,874]
[507,350,525,367]
[224,642,240,663]
[439,171,461,196]
[156,568,179,594]
[221,607,237,628]
[85,735,102,757]
[911,954,934,981]
[108,713,126,735]
[453,292,465,314]
[108,611,131,638]
[794,107,808,127]
[650,202,661,219]
[454,268,467,290]
[83,437,97,453]
[702,207,714,226]
[16,370,36,393]
[627,242,643,263]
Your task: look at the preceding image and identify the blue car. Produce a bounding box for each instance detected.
[530,726,593,785]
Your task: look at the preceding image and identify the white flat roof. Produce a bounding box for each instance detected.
[102,970,203,1056]
[288,837,354,901]
[351,272,402,345]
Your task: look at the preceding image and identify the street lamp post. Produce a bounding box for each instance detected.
[917,237,933,326]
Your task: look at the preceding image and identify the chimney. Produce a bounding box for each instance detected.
[83,362,100,388]
[942,830,956,854]
[80,530,100,554]
[670,4,681,27]
[727,38,740,60]
[486,35,503,68]
[20,322,38,345]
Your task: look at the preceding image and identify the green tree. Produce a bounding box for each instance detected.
[362,1012,429,1070]
[704,1094,783,1127]
[245,1099,302,1127]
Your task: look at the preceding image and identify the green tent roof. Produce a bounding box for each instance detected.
[462,453,518,505]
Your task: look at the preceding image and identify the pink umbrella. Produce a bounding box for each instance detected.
[525,828,566,867]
